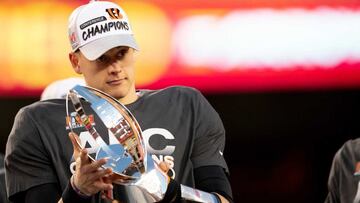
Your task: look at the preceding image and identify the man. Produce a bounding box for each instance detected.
[5,1,233,202]
[325,139,360,203]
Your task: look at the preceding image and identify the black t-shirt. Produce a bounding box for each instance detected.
[5,86,228,202]
[325,138,360,203]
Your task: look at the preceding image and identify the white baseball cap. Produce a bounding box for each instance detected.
[68,0,139,60]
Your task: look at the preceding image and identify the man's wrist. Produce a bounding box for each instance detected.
[61,177,91,203]
[212,192,224,203]
[70,175,92,198]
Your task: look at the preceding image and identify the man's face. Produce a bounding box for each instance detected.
[72,46,137,104]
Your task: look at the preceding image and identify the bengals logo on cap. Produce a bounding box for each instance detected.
[106,8,123,19]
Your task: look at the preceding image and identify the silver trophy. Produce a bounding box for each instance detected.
[66,85,220,203]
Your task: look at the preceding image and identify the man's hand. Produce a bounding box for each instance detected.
[69,132,114,196]
[214,193,230,203]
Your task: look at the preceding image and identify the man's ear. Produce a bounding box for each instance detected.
[69,52,82,74]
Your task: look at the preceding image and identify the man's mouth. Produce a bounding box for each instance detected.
[107,79,125,85]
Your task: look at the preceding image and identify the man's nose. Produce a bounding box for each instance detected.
[108,60,123,74]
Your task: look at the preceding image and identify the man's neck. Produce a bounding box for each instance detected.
[118,91,138,105]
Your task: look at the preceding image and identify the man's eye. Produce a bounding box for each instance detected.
[96,55,110,64]
[117,48,129,59]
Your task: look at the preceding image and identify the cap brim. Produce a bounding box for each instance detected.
[79,34,139,61]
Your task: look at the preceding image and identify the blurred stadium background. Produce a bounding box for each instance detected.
[1,0,360,202]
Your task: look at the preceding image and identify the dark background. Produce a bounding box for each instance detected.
[1,88,360,203]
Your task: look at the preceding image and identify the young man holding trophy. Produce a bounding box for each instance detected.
[5,1,233,202]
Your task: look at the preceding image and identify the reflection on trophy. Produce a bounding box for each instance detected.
[66,85,220,203]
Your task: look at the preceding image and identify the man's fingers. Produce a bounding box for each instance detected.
[69,132,81,157]
[80,158,107,173]
[69,132,81,148]
[88,168,113,182]
[93,181,113,191]
[90,158,108,170]
[81,158,108,173]
[78,148,89,168]
[158,161,170,173]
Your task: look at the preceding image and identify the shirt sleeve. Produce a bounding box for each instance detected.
[5,107,58,201]
[194,165,233,202]
[190,89,229,172]
[325,147,341,203]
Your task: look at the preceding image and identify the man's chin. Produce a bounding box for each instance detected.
[102,86,133,102]
[108,90,127,100]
